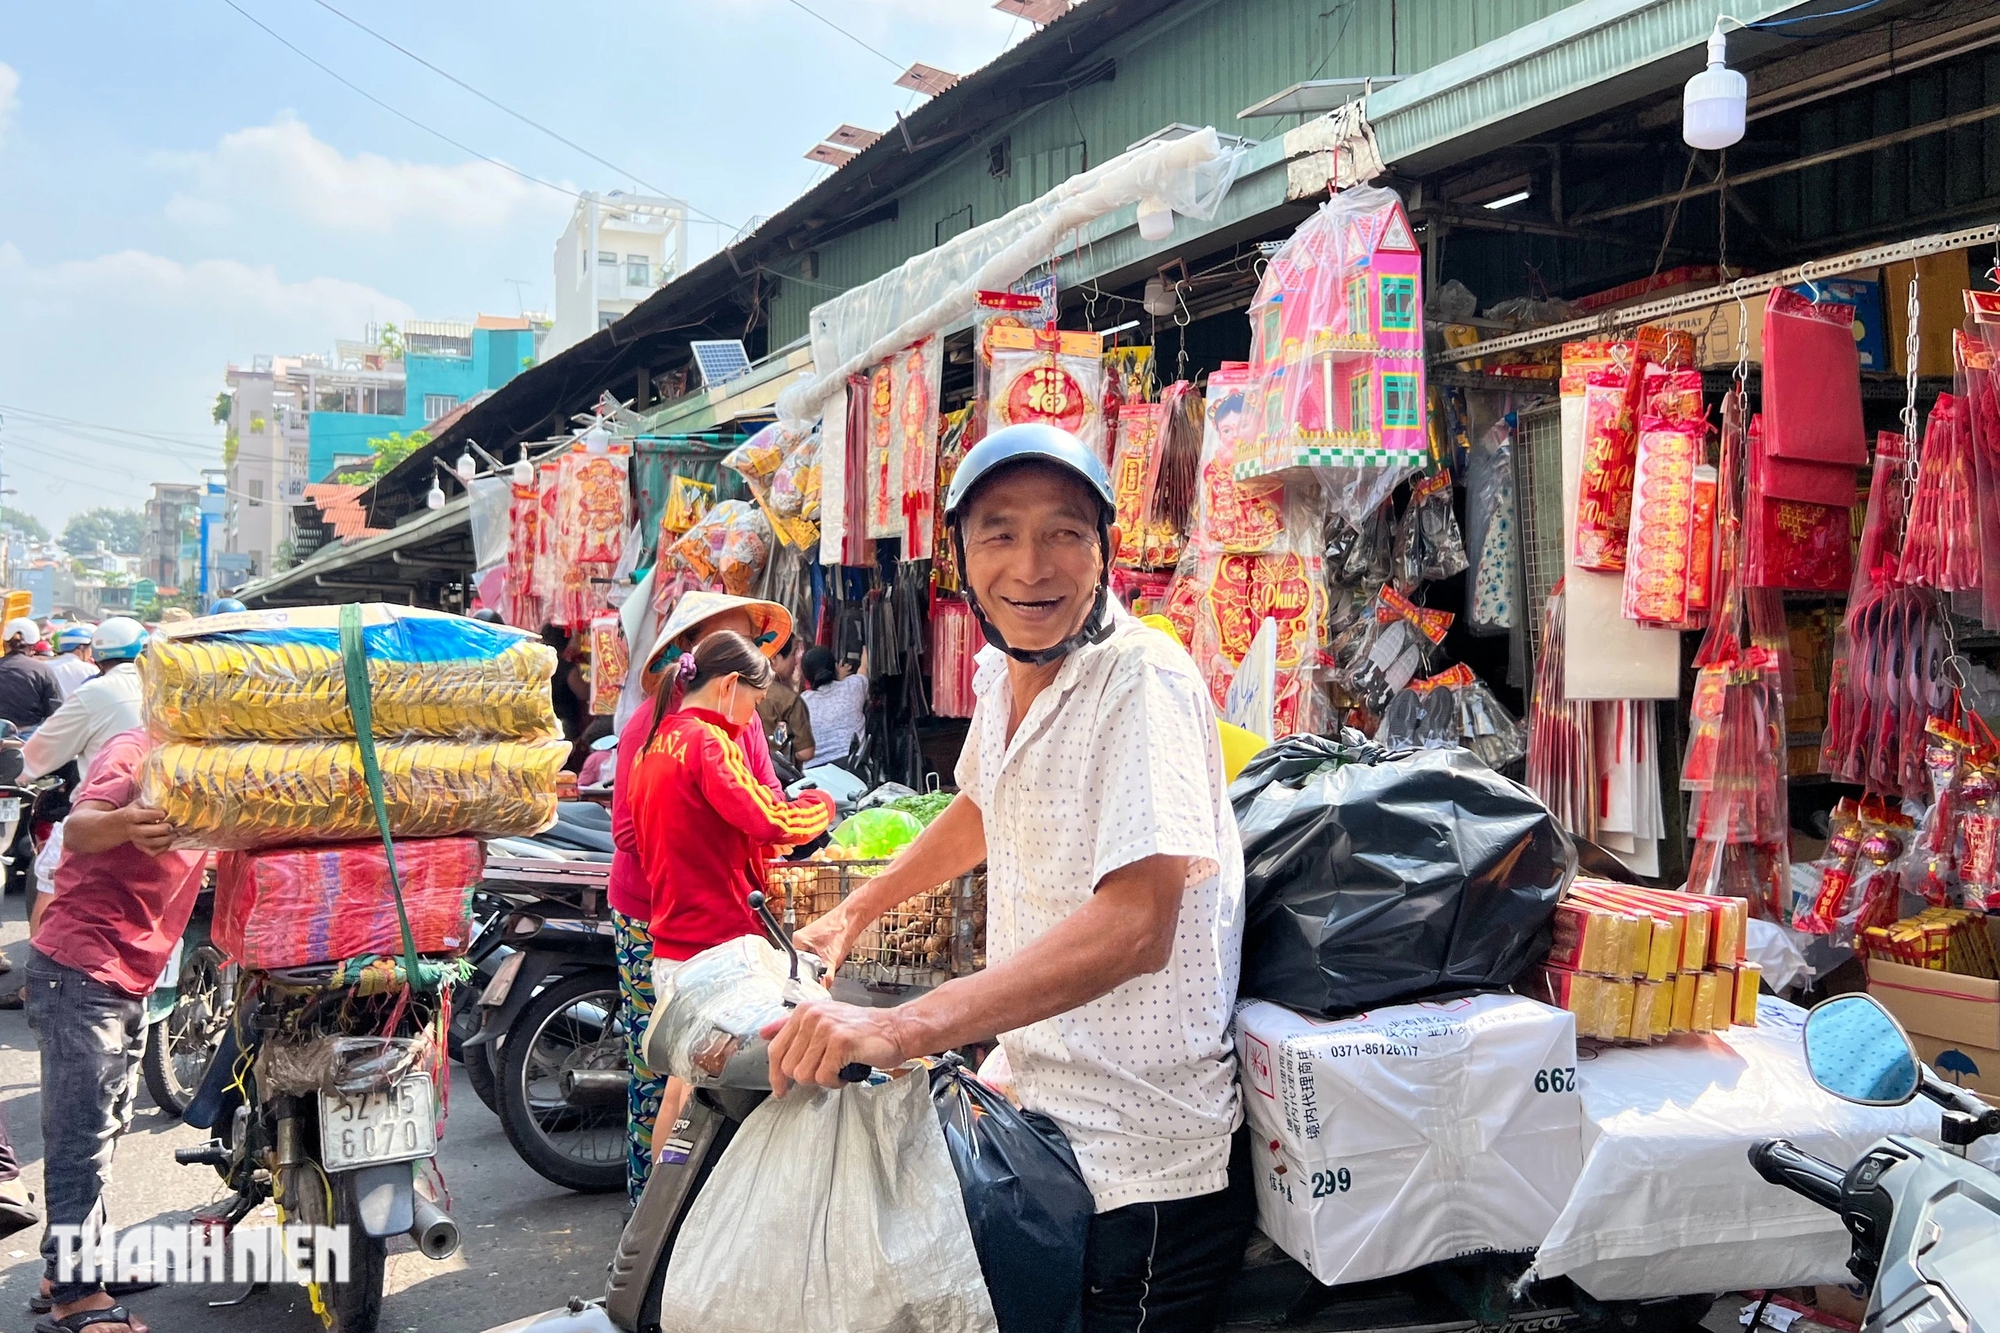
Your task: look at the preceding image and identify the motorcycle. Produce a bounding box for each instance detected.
[488,889,1719,1333]
[464,803,623,1194]
[139,873,237,1118]
[178,956,462,1333]
[1751,993,1999,1333]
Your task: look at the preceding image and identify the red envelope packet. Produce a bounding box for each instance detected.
[1763,286,1867,466]
[1751,426,1861,506]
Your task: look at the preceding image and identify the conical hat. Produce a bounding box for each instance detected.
[642,590,792,693]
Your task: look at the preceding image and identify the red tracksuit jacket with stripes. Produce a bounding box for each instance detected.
[628,705,834,962]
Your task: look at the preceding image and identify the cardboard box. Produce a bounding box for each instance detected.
[1909,1033,2000,1100]
[1884,252,1969,378]
[1645,301,1763,369]
[1868,956,2000,1051]
[1236,995,1583,1286]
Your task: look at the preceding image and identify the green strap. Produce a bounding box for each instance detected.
[341,604,423,985]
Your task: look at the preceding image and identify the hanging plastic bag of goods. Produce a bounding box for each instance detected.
[138,605,567,850]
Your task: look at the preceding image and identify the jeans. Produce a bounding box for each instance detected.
[1082,1129,1256,1333]
[24,948,145,1304]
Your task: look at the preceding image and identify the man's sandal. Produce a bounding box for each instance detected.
[30,1285,155,1315]
[33,1303,141,1332]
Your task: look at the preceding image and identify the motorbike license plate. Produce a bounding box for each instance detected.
[0,799,19,823]
[319,1074,436,1172]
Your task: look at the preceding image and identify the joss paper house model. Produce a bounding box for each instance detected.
[1239,187,1426,477]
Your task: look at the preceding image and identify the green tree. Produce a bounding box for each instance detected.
[378,323,405,358]
[362,429,430,480]
[0,507,49,542]
[212,390,234,426]
[61,507,147,555]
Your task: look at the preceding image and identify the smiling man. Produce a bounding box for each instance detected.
[773,423,1252,1332]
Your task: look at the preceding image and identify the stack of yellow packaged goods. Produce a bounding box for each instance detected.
[139,605,569,851]
[1529,877,1760,1041]
[1860,907,1999,977]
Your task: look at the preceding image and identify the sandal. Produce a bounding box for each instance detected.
[34,1303,141,1333]
[30,1285,154,1316]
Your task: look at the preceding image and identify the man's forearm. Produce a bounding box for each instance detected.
[840,793,986,923]
[888,865,1181,1058]
[61,804,125,854]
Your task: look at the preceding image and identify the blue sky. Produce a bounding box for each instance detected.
[0,0,1028,528]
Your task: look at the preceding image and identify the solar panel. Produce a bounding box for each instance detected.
[896,63,959,97]
[805,143,857,167]
[689,340,753,388]
[993,0,1069,22]
[826,125,882,151]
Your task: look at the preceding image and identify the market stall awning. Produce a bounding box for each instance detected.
[233,496,473,609]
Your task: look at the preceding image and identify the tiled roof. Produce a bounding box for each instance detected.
[300,483,385,541]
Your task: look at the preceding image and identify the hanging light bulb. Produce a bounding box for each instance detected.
[1143,278,1175,317]
[1136,196,1175,242]
[456,448,478,483]
[1682,20,1746,151]
[512,444,534,487]
[583,423,612,455]
[426,478,446,510]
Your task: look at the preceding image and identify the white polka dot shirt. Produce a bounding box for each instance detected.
[957,603,1246,1214]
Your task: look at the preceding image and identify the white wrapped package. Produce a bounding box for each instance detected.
[1236,995,1583,1286]
[1532,997,1946,1298]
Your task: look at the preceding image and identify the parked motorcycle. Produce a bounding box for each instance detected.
[140,875,236,1117]
[179,957,462,1333]
[465,803,623,1194]
[1751,994,1999,1333]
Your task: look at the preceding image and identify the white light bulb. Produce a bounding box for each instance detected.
[426,481,446,511]
[1683,24,1747,151]
[1136,197,1175,242]
[1143,278,1175,317]
[456,450,477,482]
[512,459,533,486]
[583,424,611,455]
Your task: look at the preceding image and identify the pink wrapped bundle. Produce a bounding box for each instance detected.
[215,838,482,969]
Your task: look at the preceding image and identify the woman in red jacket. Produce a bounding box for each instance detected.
[626,631,834,1185]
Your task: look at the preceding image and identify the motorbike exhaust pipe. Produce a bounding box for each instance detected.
[409,1195,460,1261]
[559,1068,628,1108]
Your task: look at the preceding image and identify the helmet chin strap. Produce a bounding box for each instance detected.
[954,522,1115,668]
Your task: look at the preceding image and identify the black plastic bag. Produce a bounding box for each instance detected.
[1230,733,1574,1016]
[930,1056,1091,1333]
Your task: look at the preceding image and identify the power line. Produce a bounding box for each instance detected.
[304,0,742,232]
[0,404,222,455]
[221,0,594,206]
[777,0,906,71]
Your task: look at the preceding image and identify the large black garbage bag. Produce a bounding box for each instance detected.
[1231,733,1575,1016]
[931,1056,1091,1333]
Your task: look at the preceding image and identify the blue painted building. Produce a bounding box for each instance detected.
[306,317,540,481]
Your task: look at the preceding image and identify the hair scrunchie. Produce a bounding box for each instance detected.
[675,652,700,685]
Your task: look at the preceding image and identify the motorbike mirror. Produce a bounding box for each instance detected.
[1803,994,1920,1106]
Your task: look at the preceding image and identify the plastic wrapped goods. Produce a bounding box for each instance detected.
[1529,998,1952,1299]
[143,736,568,851]
[1231,734,1574,1016]
[214,838,481,969]
[671,500,772,596]
[985,326,1107,462]
[141,605,559,743]
[657,1071,998,1333]
[1237,994,1583,1286]
[929,1056,1092,1333]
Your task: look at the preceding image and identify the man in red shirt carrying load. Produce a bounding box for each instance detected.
[26,728,204,1333]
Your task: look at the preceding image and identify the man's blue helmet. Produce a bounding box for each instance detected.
[942,422,1116,668]
[56,624,94,651]
[208,597,248,616]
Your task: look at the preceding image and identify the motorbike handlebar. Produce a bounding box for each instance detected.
[1749,1139,1846,1211]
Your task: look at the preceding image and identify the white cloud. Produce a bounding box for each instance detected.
[158,113,559,234]
[0,243,413,522]
[0,64,19,152]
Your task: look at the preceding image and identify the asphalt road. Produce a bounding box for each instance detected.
[0,902,626,1333]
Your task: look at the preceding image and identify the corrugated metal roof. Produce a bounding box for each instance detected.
[1366,0,1820,172]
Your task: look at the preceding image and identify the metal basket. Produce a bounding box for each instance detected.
[763,859,986,989]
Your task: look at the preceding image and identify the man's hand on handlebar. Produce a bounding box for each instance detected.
[760,1000,905,1096]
